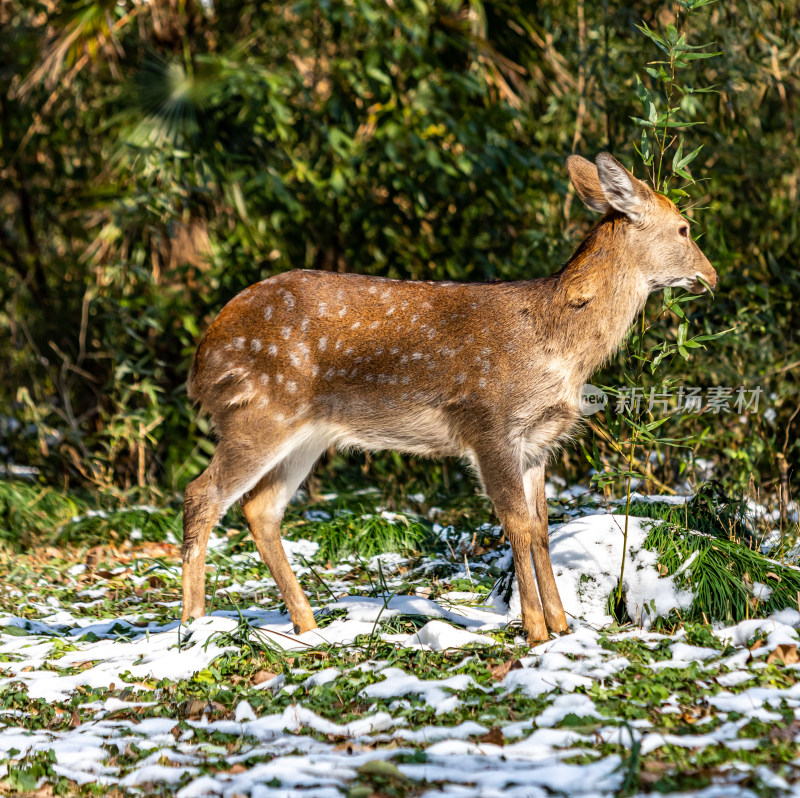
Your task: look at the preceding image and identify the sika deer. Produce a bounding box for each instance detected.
[182,153,717,642]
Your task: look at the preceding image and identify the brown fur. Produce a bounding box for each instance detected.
[180,153,717,642]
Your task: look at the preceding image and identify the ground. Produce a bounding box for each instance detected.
[1,483,799,797]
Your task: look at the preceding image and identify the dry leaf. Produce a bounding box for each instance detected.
[251,669,277,685]
[69,709,81,728]
[749,639,764,653]
[478,727,505,746]
[767,643,799,665]
[181,699,207,718]
[489,659,522,681]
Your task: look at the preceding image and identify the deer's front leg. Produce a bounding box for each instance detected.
[475,450,548,643]
[524,465,568,634]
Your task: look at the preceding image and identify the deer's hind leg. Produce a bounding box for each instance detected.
[241,438,327,635]
[182,442,269,621]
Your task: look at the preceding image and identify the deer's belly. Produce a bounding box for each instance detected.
[330,405,462,458]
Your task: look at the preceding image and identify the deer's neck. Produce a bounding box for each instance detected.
[554,215,650,382]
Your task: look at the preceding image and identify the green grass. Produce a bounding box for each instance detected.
[627,481,753,544]
[0,479,181,549]
[645,521,800,624]
[290,506,436,564]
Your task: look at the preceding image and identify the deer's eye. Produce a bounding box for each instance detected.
[679,225,690,238]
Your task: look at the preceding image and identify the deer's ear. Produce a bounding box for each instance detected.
[567,155,610,214]
[594,153,650,220]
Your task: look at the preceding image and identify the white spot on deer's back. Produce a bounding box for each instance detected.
[427,329,436,339]
[375,347,384,356]
[280,289,295,309]
[336,340,343,350]
[402,375,411,385]
[301,318,310,333]
[318,302,328,317]
[411,315,419,325]
[412,352,422,361]
[251,339,262,353]
[368,286,377,295]
[390,347,399,355]
[281,327,292,340]
[386,307,395,316]
[275,374,284,385]
[324,368,335,381]
[345,348,354,356]
[286,381,297,394]
[370,321,380,330]
[478,377,487,389]
[233,337,246,350]
[312,364,319,377]
[400,355,408,364]
[456,373,467,384]
[351,321,361,330]
[268,344,278,356]
[259,374,270,386]
[337,289,344,301]
[289,352,301,368]
[264,306,273,320]
[338,306,348,318]
[318,336,328,352]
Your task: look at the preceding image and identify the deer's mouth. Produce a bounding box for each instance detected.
[691,270,718,294]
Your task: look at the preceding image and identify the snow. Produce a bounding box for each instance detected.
[549,514,694,627]
[1,502,799,795]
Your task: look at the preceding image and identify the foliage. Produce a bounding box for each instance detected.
[645,518,800,624]
[1,0,798,505]
[296,508,435,564]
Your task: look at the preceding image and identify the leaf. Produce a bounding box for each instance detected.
[489,659,522,681]
[479,727,505,745]
[251,669,277,685]
[676,144,703,170]
[767,644,799,665]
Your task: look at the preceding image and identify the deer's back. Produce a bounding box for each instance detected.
[190,270,573,457]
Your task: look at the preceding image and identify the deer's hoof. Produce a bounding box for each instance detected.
[526,612,549,644]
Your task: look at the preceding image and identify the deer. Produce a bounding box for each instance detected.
[181,152,717,643]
